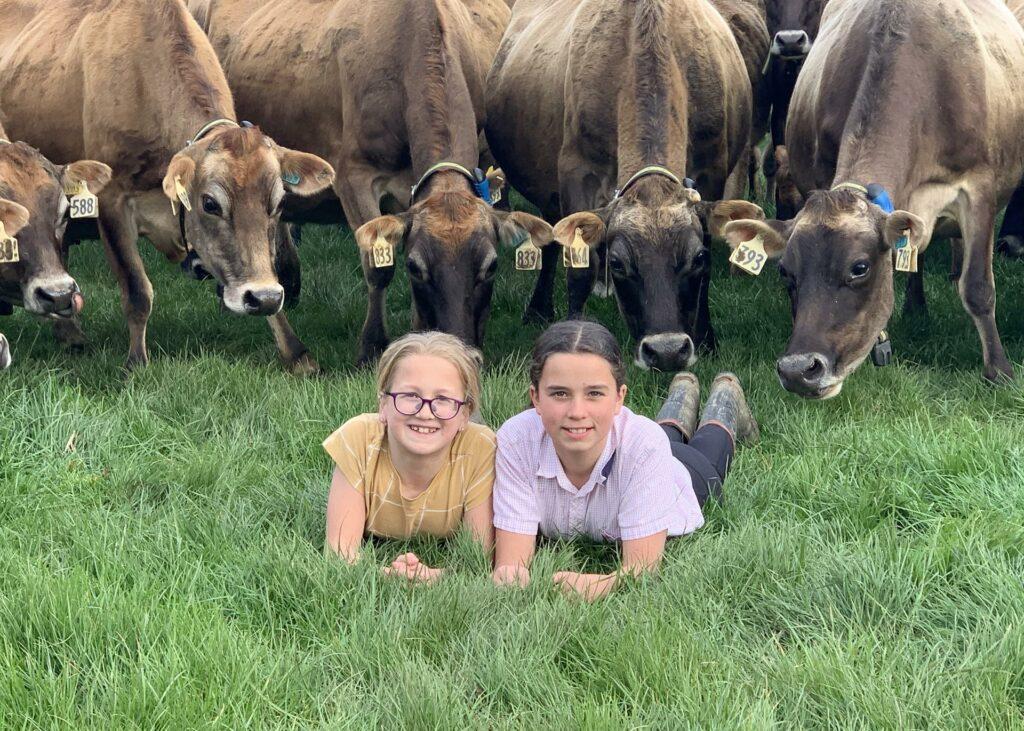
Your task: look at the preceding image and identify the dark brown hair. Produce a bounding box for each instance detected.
[529,320,626,388]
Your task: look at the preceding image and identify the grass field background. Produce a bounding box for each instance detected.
[1,194,1024,727]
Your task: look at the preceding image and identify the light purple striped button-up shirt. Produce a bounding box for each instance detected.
[493,406,704,542]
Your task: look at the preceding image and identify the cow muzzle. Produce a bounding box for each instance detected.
[223,282,285,316]
[0,333,10,370]
[26,276,83,318]
[776,351,842,399]
[771,30,811,60]
[637,333,696,371]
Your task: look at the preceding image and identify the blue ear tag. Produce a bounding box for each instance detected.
[683,177,697,189]
[472,167,493,206]
[865,183,895,214]
[282,172,301,186]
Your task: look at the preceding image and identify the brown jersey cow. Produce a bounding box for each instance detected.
[486,0,754,370]
[720,0,1024,398]
[0,122,112,368]
[0,0,334,373]
[190,0,549,363]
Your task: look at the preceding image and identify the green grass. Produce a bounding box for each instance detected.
[1,201,1024,728]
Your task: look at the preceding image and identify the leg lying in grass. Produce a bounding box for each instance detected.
[323,332,494,581]
[491,321,759,602]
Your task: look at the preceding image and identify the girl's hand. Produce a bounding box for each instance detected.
[492,563,530,588]
[552,571,617,602]
[383,552,444,584]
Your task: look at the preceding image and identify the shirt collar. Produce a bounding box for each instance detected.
[536,412,620,494]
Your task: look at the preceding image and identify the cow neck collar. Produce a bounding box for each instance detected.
[186,118,239,147]
[830,181,896,214]
[614,165,695,200]
[410,161,493,205]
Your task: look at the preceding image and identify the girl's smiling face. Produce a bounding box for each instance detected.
[530,353,627,477]
[380,354,470,460]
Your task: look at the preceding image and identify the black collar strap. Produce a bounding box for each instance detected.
[613,165,690,200]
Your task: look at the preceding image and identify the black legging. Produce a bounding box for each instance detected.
[661,424,734,508]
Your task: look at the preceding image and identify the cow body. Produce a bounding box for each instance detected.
[0,119,112,368]
[190,0,545,363]
[486,0,753,369]
[721,0,1024,397]
[0,0,334,373]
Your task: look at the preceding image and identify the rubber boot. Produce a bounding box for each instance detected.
[699,373,759,445]
[656,372,700,441]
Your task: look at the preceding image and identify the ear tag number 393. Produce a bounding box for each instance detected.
[0,222,19,264]
[729,234,768,276]
[370,234,395,269]
[66,181,99,219]
[563,228,590,269]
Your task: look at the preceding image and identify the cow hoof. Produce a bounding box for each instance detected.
[522,306,554,325]
[123,353,149,372]
[53,319,88,352]
[996,235,1024,259]
[983,362,1015,384]
[356,340,387,367]
[287,352,320,377]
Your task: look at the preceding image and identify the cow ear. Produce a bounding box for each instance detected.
[62,160,113,195]
[354,214,407,254]
[884,210,928,252]
[277,148,335,196]
[702,200,766,239]
[162,154,196,211]
[552,211,605,249]
[723,218,792,258]
[0,198,30,236]
[495,211,552,248]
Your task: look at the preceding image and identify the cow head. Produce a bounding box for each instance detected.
[0,142,111,318]
[721,190,926,399]
[162,126,334,316]
[354,171,550,347]
[548,178,749,371]
[767,0,828,58]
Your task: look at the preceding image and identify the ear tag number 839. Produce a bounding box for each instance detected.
[729,234,768,275]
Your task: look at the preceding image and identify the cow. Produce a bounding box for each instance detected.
[189,0,548,364]
[486,0,755,370]
[719,0,1024,398]
[0,123,112,369]
[0,0,335,374]
[761,0,829,216]
[995,0,1024,258]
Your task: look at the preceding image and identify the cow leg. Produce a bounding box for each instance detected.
[958,198,1013,382]
[523,242,559,324]
[275,222,301,309]
[949,237,964,284]
[996,177,1024,259]
[902,260,927,317]
[336,170,389,365]
[566,251,598,320]
[97,201,152,369]
[267,312,318,376]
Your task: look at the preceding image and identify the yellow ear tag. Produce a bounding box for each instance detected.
[515,238,542,271]
[370,233,395,269]
[729,233,768,276]
[67,181,99,219]
[174,176,192,213]
[0,221,19,264]
[563,227,590,269]
[893,231,918,273]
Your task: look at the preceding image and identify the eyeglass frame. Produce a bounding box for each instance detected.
[380,391,469,420]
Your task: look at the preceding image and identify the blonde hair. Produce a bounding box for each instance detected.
[376,332,483,407]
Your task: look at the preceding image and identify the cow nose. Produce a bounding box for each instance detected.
[777,352,831,394]
[772,29,811,58]
[34,284,76,315]
[638,333,695,371]
[242,286,284,315]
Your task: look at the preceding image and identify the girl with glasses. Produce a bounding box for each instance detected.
[323,332,494,583]
[492,320,758,601]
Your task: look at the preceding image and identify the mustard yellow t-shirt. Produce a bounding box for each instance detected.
[322,414,496,539]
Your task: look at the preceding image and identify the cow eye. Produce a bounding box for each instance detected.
[269,198,284,217]
[202,194,223,216]
[609,256,627,274]
[479,257,498,282]
[407,258,428,281]
[691,249,710,271]
[850,260,870,279]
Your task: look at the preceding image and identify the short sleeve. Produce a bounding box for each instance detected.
[322,415,377,494]
[492,432,541,536]
[616,436,681,541]
[461,425,496,511]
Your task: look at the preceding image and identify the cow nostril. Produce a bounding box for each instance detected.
[640,341,658,364]
[243,288,284,314]
[36,287,74,311]
[803,356,825,381]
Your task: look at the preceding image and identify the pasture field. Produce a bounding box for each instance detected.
[2,194,1024,728]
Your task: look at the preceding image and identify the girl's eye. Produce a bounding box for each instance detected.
[551,391,569,399]
[588,391,605,398]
